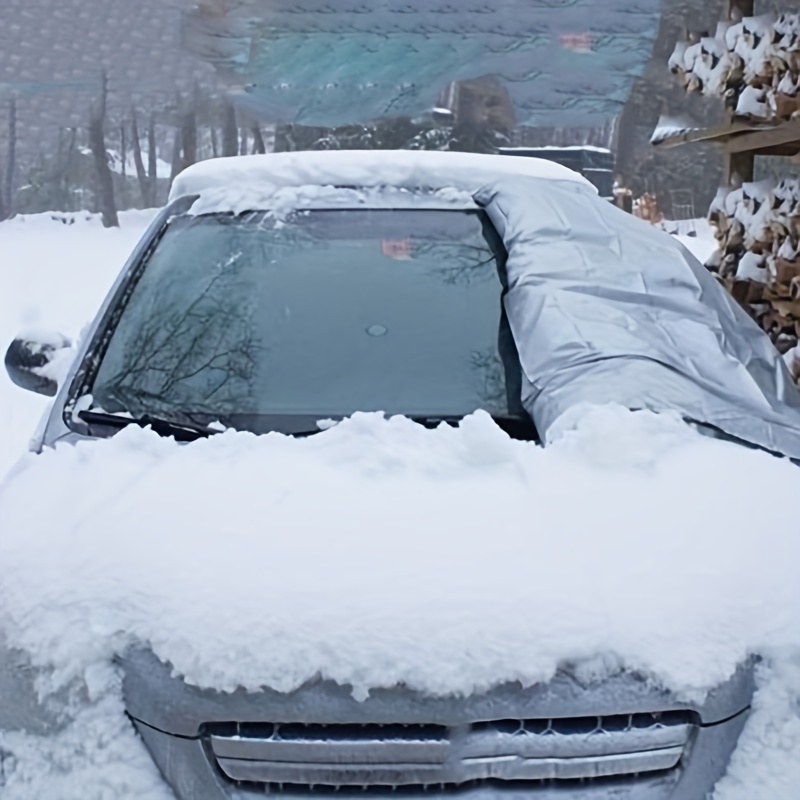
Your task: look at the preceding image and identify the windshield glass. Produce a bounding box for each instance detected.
[88,209,525,434]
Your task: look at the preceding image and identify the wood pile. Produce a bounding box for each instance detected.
[669,13,800,122]
[632,192,664,224]
[666,10,800,386]
[705,176,800,381]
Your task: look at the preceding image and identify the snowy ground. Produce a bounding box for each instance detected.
[0,212,798,799]
[0,210,157,481]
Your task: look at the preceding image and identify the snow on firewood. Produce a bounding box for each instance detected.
[671,12,800,123]
[705,176,800,370]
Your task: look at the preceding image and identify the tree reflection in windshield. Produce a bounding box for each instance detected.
[94,241,261,420]
[89,208,528,429]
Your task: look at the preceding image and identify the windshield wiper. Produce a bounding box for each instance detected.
[78,410,219,442]
[408,414,539,440]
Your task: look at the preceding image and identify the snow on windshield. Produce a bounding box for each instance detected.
[0,214,798,800]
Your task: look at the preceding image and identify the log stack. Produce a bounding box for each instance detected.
[705,177,800,363]
[669,13,800,122]
[668,11,800,386]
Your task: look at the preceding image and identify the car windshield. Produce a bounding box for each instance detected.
[88,208,528,435]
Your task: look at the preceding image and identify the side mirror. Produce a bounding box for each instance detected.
[4,332,73,397]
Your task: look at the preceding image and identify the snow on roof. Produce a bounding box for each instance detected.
[169,150,594,212]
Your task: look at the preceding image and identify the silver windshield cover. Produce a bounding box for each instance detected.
[474,178,800,459]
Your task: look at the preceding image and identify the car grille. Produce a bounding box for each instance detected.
[204,711,696,790]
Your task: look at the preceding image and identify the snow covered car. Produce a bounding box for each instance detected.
[3,151,800,799]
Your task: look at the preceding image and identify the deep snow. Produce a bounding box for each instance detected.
[0,210,157,481]
[0,212,798,800]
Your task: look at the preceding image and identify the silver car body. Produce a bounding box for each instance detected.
[5,150,793,798]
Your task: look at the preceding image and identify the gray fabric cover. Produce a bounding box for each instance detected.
[474,178,800,459]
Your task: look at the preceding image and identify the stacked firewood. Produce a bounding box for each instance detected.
[670,13,800,121]
[632,193,664,224]
[706,177,800,382]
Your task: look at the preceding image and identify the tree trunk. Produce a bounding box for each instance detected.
[88,73,119,228]
[239,127,248,156]
[222,101,238,157]
[147,112,158,205]
[181,106,198,173]
[251,124,266,154]
[169,126,182,190]
[130,108,151,207]
[4,97,17,218]
[210,126,219,158]
[120,124,127,179]
[56,128,78,211]
[0,165,6,222]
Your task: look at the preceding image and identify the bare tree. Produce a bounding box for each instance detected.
[147,112,158,204]
[251,124,266,154]
[0,163,6,222]
[119,123,127,179]
[88,72,119,228]
[169,126,182,188]
[181,103,198,172]
[3,97,17,218]
[130,107,151,206]
[222,100,238,157]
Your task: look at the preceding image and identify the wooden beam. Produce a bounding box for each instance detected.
[651,119,772,150]
[724,118,800,155]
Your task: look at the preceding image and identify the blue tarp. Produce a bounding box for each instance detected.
[202,0,665,128]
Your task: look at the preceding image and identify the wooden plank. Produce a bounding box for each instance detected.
[651,119,772,150]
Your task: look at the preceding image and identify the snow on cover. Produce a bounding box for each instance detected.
[0,212,798,799]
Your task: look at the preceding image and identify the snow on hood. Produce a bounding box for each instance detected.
[0,406,799,798]
[168,150,594,214]
[1,406,798,697]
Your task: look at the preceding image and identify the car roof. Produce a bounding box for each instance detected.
[168,150,595,212]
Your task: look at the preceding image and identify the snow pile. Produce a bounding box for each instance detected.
[669,13,800,122]
[0,406,798,797]
[0,210,157,481]
[655,218,719,263]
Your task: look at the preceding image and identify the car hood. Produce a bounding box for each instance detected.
[121,648,756,738]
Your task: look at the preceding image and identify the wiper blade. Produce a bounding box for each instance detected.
[78,410,219,442]
[407,414,539,440]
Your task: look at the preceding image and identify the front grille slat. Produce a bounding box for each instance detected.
[461,746,684,782]
[216,758,449,786]
[460,724,692,761]
[210,736,451,765]
[206,713,695,789]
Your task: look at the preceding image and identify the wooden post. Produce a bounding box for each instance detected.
[725,149,754,186]
[728,0,754,21]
